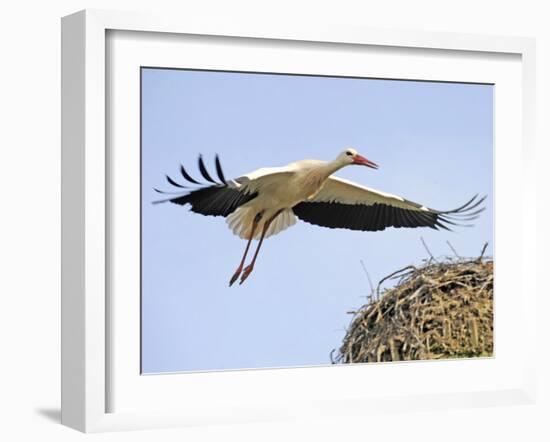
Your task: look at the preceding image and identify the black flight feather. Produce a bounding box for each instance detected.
[215,154,226,184]
[165,175,187,188]
[180,164,201,185]
[198,155,217,184]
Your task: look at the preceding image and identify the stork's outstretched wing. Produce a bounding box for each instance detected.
[153,155,258,217]
[292,176,485,232]
[152,155,292,218]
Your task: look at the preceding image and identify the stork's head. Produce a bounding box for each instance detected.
[337,148,379,169]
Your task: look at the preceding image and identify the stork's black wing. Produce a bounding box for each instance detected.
[292,176,485,232]
[153,155,257,217]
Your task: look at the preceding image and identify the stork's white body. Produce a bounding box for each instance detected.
[227,157,425,240]
[227,160,326,239]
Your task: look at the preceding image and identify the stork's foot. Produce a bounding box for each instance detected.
[229,267,243,287]
[239,265,254,285]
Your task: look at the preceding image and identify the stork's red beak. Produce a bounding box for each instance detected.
[353,154,379,169]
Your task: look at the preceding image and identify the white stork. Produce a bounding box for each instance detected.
[154,149,485,286]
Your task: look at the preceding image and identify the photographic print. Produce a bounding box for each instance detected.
[141,68,493,374]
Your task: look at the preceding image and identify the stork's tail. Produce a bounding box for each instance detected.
[227,207,297,240]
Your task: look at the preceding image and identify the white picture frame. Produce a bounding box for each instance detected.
[61,9,537,433]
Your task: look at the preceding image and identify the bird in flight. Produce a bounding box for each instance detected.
[154,149,485,286]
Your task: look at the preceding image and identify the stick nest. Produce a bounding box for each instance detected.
[335,253,493,363]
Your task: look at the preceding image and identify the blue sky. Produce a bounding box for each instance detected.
[141,68,493,373]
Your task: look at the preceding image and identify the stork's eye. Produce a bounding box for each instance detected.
[346,151,353,156]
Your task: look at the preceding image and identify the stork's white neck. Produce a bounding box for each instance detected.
[323,158,349,176]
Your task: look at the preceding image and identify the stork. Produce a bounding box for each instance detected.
[154,149,485,286]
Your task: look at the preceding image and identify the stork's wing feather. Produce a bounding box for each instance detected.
[292,176,485,232]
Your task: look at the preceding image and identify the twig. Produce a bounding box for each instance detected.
[420,236,438,262]
[479,242,489,261]
[360,260,375,294]
[376,265,416,297]
[446,240,460,259]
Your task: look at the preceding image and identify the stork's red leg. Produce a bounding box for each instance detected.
[239,210,283,285]
[229,212,262,286]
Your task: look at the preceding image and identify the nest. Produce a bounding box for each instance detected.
[335,250,493,363]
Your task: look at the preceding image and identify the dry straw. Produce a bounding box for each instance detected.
[334,243,493,363]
